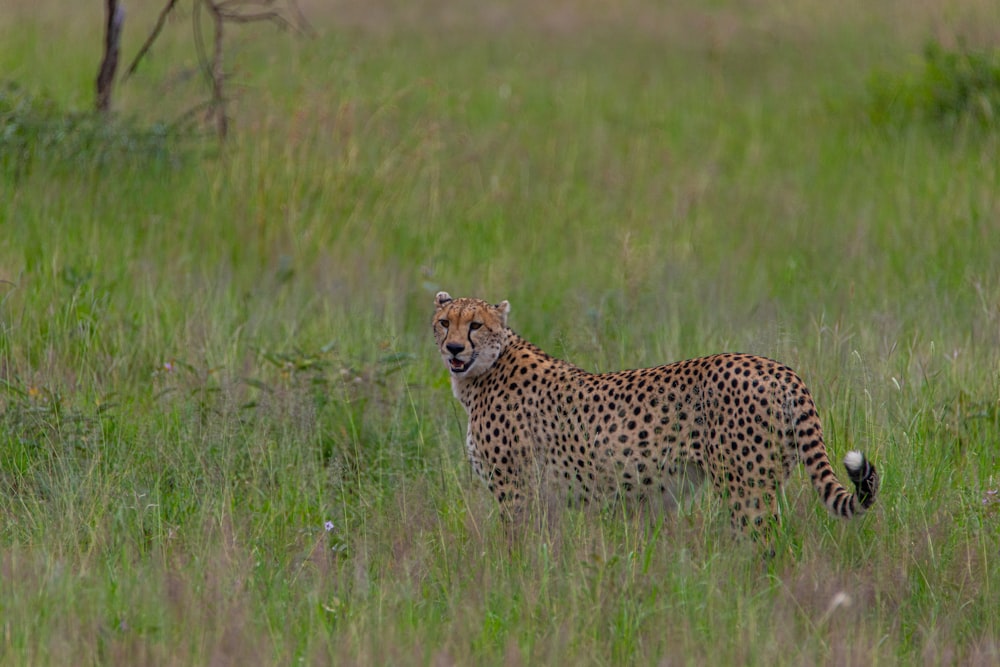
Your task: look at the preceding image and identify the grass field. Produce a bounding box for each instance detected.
[2,0,999,664]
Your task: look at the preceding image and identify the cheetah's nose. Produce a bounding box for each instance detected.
[446,342,465,356]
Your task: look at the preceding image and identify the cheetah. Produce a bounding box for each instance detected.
[432,292,880,538]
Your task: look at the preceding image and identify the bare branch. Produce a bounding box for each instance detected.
[205,0,229,139]
[217,0,278,9]
[117,0,312,140]
[171,99,217,133]
[216,0,312,34]
[193,0,213,88]
[216,10,293,29]
[96,0,125,113]
[287,0,316,37]
[123,0,180,83]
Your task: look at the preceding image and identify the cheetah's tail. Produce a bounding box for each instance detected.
[841,450,879,516]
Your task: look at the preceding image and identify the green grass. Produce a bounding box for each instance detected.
[2,0,999,664]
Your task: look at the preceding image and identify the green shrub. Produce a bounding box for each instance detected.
[868,41,1000,130]
[0,80,186,179]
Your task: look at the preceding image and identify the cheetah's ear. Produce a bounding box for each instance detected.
[435,291,453,307]
[496,300,510,327]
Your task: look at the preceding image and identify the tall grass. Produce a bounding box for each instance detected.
[1,0,999,664]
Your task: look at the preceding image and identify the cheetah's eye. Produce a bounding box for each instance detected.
[469,322,483,331]
[438,319,449,329]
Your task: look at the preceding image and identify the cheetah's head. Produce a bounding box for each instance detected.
[432,292,510,378]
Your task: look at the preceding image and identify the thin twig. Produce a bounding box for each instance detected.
[217,0,311,34]
[123,0,180,82]
[287,0,316,37]
[216,10,293,29]
[170,99,216,131]
[192,0,213,88]
[217,0,277,10]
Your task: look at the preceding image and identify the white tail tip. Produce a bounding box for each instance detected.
[843,450,864,473]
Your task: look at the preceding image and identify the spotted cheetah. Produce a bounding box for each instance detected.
[432,292,880,538]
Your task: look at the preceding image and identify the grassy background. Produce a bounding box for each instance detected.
[2,0,999,664]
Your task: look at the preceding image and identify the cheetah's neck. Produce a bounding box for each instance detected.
[450,330,582,408]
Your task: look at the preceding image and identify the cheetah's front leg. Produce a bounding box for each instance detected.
[475,452,528,520]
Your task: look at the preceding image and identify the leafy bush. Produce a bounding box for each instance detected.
[0,80,186,179]
[868,41,1000,130]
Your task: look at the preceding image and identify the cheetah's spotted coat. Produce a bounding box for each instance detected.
[432,292,879,536]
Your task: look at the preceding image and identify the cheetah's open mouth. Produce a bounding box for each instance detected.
[448,356,472,373]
